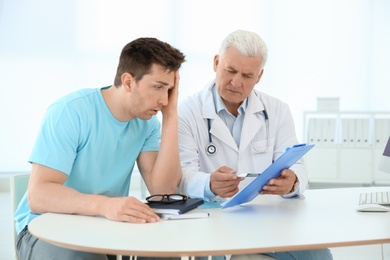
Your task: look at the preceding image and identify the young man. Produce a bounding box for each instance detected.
[15,37,185,259]
[177,30,332,260]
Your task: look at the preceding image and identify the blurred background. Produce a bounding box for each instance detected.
[1,0,389,172]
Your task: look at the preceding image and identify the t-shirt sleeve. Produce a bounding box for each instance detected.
[29,102,80,175]
[140,117,161,152]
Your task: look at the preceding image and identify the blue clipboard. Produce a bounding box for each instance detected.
[221,143,315,209]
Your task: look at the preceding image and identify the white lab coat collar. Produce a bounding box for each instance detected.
[201,80,217,119]
[200,80,267,152]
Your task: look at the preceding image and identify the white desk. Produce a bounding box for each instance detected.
[28,187,390,257]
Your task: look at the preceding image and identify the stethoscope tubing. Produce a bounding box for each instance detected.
[206,108,269,155]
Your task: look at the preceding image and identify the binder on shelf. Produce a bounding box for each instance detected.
[221,143,315,209]
[322,118,337,147]
[375,119,390,148]
[374,119,382,147]
[341,118,354,147]
[307,118,322,145]
[307,118,317,144]
[355,118,370,147]
[315,119,324,145]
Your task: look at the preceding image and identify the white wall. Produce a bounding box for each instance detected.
[1,0,389,172]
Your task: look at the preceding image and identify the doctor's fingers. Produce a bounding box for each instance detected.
[280,169,296,181]
[264,175,292,191]
[267,170,295,186]
[212,171,238,181]
[261,183,290,195]
[216,186,240,198]
[210,177,241,191]
[211,179,240,195]
[215,166,235,174]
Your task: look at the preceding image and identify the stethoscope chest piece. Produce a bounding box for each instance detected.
[206,118,217,155]
[205,91,270,156]
[206,143,217,155]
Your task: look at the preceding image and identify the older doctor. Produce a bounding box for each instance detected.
[177,30,333,260]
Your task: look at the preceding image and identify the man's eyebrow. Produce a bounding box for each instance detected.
[154,80,175,89]
[155,80,169,86]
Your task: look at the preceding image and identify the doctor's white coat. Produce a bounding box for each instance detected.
[177,80,308,200]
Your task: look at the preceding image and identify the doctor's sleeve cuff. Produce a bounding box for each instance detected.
[204,175,217,199]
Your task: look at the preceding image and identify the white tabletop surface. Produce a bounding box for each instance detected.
[28,187,390,257]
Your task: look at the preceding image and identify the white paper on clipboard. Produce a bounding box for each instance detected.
[221,143,315,209]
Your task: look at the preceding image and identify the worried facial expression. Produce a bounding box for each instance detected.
[126,64,175,120]
[214,47,264,115]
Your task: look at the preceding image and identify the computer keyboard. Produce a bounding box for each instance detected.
[359,191,390,205]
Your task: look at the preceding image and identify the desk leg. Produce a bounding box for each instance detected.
[181,257,196,260]
[181,256,210,260]
[381,244,384,260]
[116,255,122,260]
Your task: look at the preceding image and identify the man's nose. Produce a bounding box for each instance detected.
[160,91,169,106]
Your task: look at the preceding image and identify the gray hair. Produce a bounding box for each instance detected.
[219,29,268,67]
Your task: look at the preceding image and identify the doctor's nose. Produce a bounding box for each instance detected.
[231,74,243,88]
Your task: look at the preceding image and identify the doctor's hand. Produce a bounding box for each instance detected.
[210,166,244,198]
[261,169,297,195]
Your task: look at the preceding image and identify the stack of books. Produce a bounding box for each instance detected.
[147,198,209,220]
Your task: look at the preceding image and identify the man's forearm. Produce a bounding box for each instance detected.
[150,114,182,193]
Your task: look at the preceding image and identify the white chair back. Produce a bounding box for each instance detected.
[10,174,30,260]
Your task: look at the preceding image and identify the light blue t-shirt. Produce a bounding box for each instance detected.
[14,87,160,234]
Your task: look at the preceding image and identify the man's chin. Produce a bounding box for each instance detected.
[141,113,156,120]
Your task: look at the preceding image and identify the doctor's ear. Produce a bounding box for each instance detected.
[256,69,264,83]
[213,55,219,72]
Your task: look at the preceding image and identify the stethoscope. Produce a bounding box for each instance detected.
[206,101,269,155]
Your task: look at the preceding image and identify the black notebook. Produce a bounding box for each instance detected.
[147,198,204,215]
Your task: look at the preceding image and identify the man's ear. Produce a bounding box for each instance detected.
[121,73,134,92]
